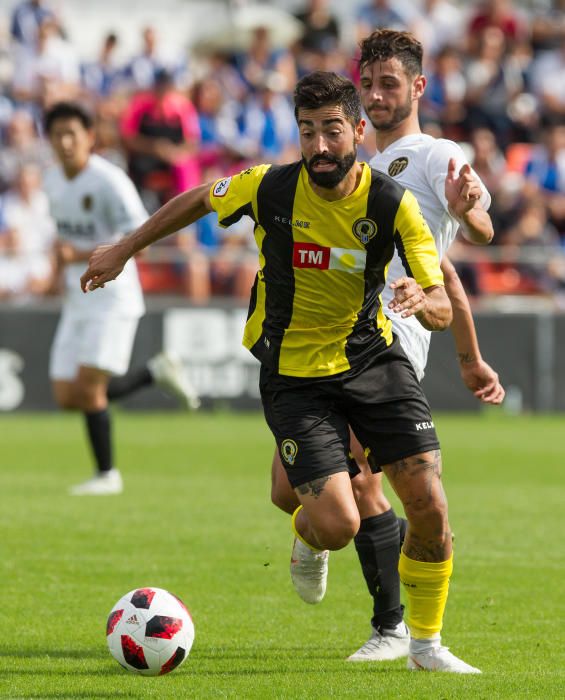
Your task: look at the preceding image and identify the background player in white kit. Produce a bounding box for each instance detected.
[270,31,505,672]
[43,102,199,496]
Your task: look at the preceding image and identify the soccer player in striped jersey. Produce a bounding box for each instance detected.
[81,71,481,673]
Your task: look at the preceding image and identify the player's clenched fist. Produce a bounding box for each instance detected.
[388,277,426,318]
[80,242,129,292]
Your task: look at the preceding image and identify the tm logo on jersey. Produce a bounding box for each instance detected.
[388,157,409,177]
[293,242,366,273]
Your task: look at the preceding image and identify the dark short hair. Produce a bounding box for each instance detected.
[43,101,94,134]
[359,29,423,77]
[293,71,362,125]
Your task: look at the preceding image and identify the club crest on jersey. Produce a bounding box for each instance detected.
[353,218,378,244]
[281,439,298,466]
[388,157,409,177]
[82,194,93,211]
[213,177,231,197]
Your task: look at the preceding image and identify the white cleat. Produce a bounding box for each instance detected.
[290,537,329,604]
[407,646,481,674]
[347,623,410,662]
[148,352,201,410]
[70,469,123,496]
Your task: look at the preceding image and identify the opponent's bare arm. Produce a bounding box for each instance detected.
[80,182,213,291]
[441,256,505,404]
[389,277,452,331]
[444,158,494,245]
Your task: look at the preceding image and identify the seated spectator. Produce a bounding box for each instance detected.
[409,0,465,61]
[355,0,415,42]
[11,16,80,111]
[420,46,467,138]
[464,26,525,148]
[523,118,565,236]
[234,26,297,95]
[0,163,55,299]
[191,77,246,172]
[81,32,122,100]
[10,0,59,48]
[532,42,565,120]
[295,0,340,55]
[466,0,527,54]
[0,109,52,192]
[237,72,299,163]
[530,0,565,54]
[123,25,188,93]
[120,68,200,212]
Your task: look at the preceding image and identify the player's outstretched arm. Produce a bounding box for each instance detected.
[444,158,493,245]
[441,256,505,405]
[80,182,213,292]
[389,277,452,331]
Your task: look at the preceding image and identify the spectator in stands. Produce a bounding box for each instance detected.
[11,16,80,111]
[295,0,340,55]
[120,67,200,212]
[234,26,297,95]
[237,71,299,163]
[81,32,122,100]
[0,162,55,298]
[409,0,465,62]
[523,118,565,237]
[420,46,467,138]
[123,25,188,93]
[464,26,525,148]
[10,0,59,48]
[532,41,565,119]
[466,0,527,54]
[0,109,52,191]
[191,77,245,173]
[355,0,414,40]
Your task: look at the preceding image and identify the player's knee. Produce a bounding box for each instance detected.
[73,383,107,412]
[404,498,448,536]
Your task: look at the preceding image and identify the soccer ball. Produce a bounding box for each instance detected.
[106,587,195,676]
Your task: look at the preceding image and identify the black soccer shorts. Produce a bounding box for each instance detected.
[260,339,440,488]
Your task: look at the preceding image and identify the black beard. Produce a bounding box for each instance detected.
[303,149,357,188]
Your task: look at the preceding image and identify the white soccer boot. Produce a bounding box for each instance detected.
[290,537,329,604]
[70,469,123,496]
[148,352,201,410]
[347,622,410,662]
[407,645,482,673]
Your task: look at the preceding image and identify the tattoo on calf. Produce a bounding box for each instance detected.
[297,475,331,499]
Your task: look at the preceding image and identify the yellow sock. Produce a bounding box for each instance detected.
[291,505,323,552]
[398,551,453,639]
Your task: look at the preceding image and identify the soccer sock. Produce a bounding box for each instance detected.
[84,409,113,474]
[107,367,153,400]
[353,509,404,631]
[291,505,324,552]
[398,551,453,642]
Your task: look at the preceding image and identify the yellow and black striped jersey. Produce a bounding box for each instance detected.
[209,161,443,378]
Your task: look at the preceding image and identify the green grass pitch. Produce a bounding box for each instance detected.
[1,411,563,699]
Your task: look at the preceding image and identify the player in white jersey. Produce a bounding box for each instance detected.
[43,102,199,496]
[269,31,504,673]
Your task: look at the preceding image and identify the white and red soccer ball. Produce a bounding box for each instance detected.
[106,587,194,676]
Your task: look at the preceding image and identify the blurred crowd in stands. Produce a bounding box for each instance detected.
[1,0,565,304]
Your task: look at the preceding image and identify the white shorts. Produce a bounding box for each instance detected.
[49,313,139,381]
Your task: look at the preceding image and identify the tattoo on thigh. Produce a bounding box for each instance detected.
[296,475,331,499]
